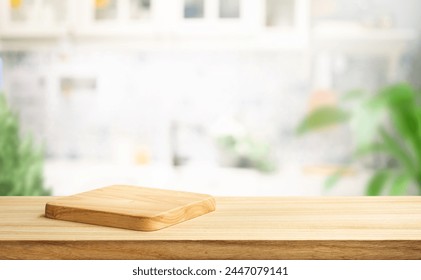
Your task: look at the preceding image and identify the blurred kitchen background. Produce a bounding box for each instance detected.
[0,0,421,196]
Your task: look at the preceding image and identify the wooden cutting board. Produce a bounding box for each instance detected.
[45,185,216,231]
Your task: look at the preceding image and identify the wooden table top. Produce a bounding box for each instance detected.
[1,196,421,259]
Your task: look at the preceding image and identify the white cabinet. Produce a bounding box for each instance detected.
[0,0,311,50]
[74,0,157,36]
[0,0,70,37]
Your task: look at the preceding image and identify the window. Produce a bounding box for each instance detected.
[130,0,151,20]
[10,0,64,24]
[266,0,294,27]
[184,0,204,19]
[94,0,117,21]
[219,0,240,18]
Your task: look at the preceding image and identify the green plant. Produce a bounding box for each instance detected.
[0,93,50,196]
[217,134,276,173]
[297,83,421,195]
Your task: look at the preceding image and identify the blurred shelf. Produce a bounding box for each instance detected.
[0,35,310,52]
[302,165,356,176]
[314,24,418,54]
[0,28,66,38]
[44,160,369,196]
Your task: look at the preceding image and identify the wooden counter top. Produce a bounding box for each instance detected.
[1,196,421,259]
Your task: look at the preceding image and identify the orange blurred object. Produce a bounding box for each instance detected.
[10,0,22,9]
[307,89,337,111]
[135,146,151,165]
[95,0,110,9]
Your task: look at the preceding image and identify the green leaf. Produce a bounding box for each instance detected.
[416,108,421,143]
[341,89,365,101]
[297,106,349,135]
[350,100,386,148]
[0,94,50,196]
[379,84,421,168]
[378,127,418,178]
[366,170,389,196]
[324,171,342,191]
[373,83,414,109]
[353,143,385,159]
[389,173,411,196]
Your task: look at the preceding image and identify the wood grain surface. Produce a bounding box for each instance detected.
[45,185,216,231]
[2,196,421,259]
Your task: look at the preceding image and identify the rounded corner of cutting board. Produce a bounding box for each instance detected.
[131,219,169,231]
[44,201,55,217]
